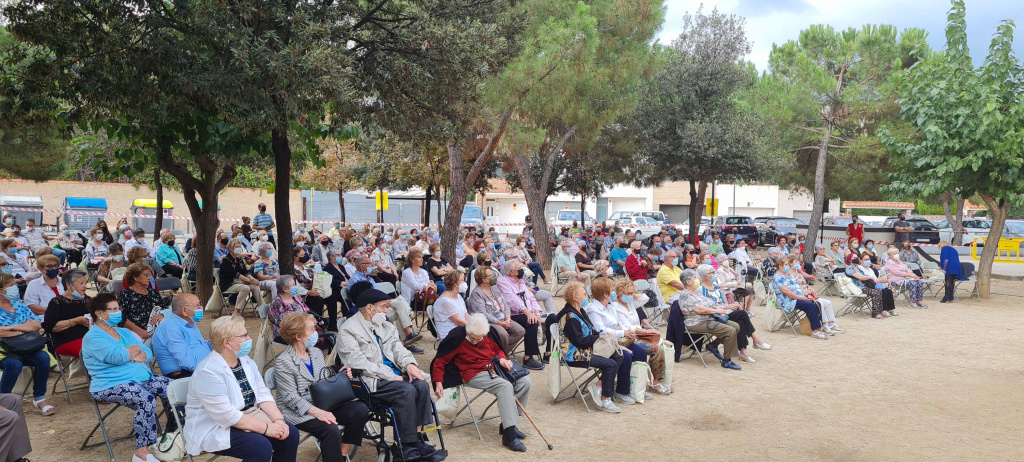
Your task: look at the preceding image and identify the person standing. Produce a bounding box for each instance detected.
[893,213,913,247]
[253,203,276,247]
[939,241,963,303]
[846,215,865,244]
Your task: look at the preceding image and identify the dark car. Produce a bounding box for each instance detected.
[759,217,806,246]
[882,216,940,244]
[706,215,759,247]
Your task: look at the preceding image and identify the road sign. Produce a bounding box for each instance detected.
[705,198,719,216]
[375,192,389,211]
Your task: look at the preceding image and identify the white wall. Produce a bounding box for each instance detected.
[713,184,779,215]
[777,189,841,219]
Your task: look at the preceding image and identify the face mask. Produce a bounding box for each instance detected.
[260,235,268,241]
[10,231,17,236]
[609,292,617,303]
[105,311,122,326]
[851,243,860,249]
[192,309,204,322]
[711,275,719,285]
[633,248,640,254]
[516,268,525,279]
[220,238,229,246]
[850,259,861,266]
[4,248,14,256]
[489,274,498,286]
[45,269,59,279]
[619,243,628,249]
[672,258,680,266]
[299,227,306,232]
[3,219,10,225]
[304,331,319,349]
[62,230,70,236]
[71,290,84,300]
[4,285,19,301]
[483,260,491,267]
[25,226,34,232]
[235,338,253,357]
[334,257,343,265]
[688,278,701,288]
[0,265,9,274]
[432,252,441,259]
[264,249,274,258]
[112,255,124,262]
[233,247,243,256]
[372,312,388,326]
[840,244,847,248]
[167,240,175,247]
[458,282,468,293]
[289,286,299,297]
[519,242,526,248]
[866,244,874,250]
[621,294,634,304]
[299,255,310,264]
[580,298,591,308]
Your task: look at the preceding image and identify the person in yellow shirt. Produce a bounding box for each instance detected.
[656,250,686,300]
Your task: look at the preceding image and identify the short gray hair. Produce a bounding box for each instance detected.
[276,275,296,294]
[466,313,489,336]
[679,268,699,286]
[170,293,192,314]
[62,269,88,289]
[696,264,716,280]
[768,247,781,256]
[328,248,342,257]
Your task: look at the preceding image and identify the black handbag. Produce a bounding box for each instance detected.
[0,332,47,361]
[309,367,356,413]
[486,356,530,385]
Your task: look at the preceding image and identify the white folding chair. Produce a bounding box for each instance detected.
[376,281,399,298]
[549,323,600,413]
[549,257,571,296]
[263,368,320,456]
[426,304,441,348]
[813,264,840,297]
[833,274,870,319]
[635,279,669,326]
[447,383,500,440]
[256,303,287,370]
[764,284,802,334]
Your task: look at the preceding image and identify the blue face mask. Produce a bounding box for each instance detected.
[71,290,84,300]
[304,331,319,349]
[866,244,874,249]
[621,294,634,304]
[106,311,122,326]
[711,275,719,285]
[5,248,15,255]
[235,338,253,357]
[4,285,18,301]
[840,244,846,248]
[192,309,204,322]
[334,257,343,265]
[0,265,11,275]
[264,249,274,258]
[290,286,299,297]
[672,258,680,267]
[609,292,617,303]
[45,269,60,279]
[581,298,591,308]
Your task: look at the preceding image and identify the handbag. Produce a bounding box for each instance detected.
[150,431,185,462]
[592,333,620,358]
[635,330,661,345]
[414,286,438,309]
[312,272,333,299]
[242,407,275,428]
[0,332,47,361]
[309,368,356,413]
[486,356,530,385]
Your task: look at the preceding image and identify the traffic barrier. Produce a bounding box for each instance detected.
[970,237,1024,263]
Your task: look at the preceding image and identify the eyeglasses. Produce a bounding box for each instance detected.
[235,332,251,339]
[43,264,59,270]
[104,307,122,313]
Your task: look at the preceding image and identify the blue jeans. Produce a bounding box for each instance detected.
[527,262,547,283]
[435,280,446,296]
[0,350,51,400]
[214,425,300,462]
[51,247,67,265]
[793,300,821,330]
[589,348,633,398]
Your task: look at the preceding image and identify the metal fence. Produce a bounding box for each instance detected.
[302,190,448,225]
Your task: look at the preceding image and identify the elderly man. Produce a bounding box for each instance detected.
[152,294,212,378]
[310,233,332,266]
[729,239,760,275]
[21,218,65,264]
[656,250,686,301]
[432,314,530,452]
[554,240,592,286]
[132,228,156,258]
[336,288,442,462]
[349,257,422,351]
[609,237,628,275]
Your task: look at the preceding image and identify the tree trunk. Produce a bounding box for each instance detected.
[687,179,699,240]
[154,167,164,238]
[804,123,831,265]
[511,154,554,271]
[338,187,346,223]
[272,128,294,276]
[942,192,966,246]
[435,184,443,229]
[976,193,1009,299]
[579,193,586,226]
[423,184,432,227]
[695,181,708,242]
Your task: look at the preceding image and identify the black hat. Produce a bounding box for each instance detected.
[355,289,390,308]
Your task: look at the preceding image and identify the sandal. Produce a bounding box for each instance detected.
[650,383,672,395]
[33,399,55,416]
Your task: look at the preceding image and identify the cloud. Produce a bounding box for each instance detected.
[734,0,811,16]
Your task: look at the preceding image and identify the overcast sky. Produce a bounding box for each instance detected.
[658,0,1024,73]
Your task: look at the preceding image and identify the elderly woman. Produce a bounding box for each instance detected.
[824,241,845,269]
[696,264,769,361]
[424,242,455,295]
[1,239,30,279]
[220,239,261,317]
[714,255,755,314]
[939,241,963,303]
[497,260,547,370]
[96,243,126,287]
[778,257,842,334]
[884,248,927,308]
[269,276,334,352]
[0,273,54,416]
[510,236,548,284]
[770,256,829,340]
[846,253,898,318]
[23,255,63,316]
[321,248,352,325]
[401,247,436,310]
[468,263,525,355]
[676,268,746,368]
[253,244,280,292]
[588,278,672,395]
[844,238,862,264]
[433,271,469,341]
[117,263,166,340]
[57,225,84,267]
[556,281,632,413]
[185,315,300,461]
[898,241,923,277]
[156,232,185,278]
[42,268,91,358]
[814,244,839,270]
[83,293,171,461]
[274,312,368,462]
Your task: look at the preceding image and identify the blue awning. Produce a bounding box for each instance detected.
[64,197,108,209]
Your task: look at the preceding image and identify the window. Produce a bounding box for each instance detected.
[934,220,949,228]
[775,218,804,225]
[557,211,592,222]
[725,217,752,225]
[638,212,664,221]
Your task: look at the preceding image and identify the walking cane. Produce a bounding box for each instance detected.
[514,397,553,450]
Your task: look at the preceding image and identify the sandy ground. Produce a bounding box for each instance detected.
[18,279,1024,462]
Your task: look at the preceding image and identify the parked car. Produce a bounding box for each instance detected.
[631,210,668,224]
[616,216,661,236]
[550,209,593,229]
[881,216,940,244]
[677,217,711,236]
[758,217,805,246]
[604,210,635,228]
[935,219,1024,244]
[705,215,759,246]
[460,205,485,227]
[823,216,854,226]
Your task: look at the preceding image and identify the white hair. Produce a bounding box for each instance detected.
[466,313,489,336]
[696,264,716,279]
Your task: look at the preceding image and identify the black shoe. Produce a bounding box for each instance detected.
[503,436,527,452]
[404,332,424,347]
[499,424,527,440]
[407,344,425,354]
[401,445,422,461]
[522,358,544,370]
[541,353,551,365]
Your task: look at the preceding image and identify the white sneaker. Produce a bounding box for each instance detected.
[830,324,845,333]
[613,393,635,405]
[587,383,602,408]
[821,325,834,335]
[600,398,621,413]
[643,391,653,400]
[132,454,159,462]
[811,331,828,340]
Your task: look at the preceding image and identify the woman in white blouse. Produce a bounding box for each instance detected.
[431,271,468,341]
[400,248,435,303]
[184,315,299,461]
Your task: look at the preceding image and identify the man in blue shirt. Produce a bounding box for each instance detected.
[609,237,629,275]
[213,232,230,268]
[152,294,212,378]
[252,203,276,246]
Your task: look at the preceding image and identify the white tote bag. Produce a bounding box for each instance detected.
[548,347,561,400]
[629,361,653,404]
[312,271,333,299]
[659,342,675,389]
[436,387,460,423]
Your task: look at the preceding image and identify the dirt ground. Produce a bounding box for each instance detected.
[19,279,1024,462]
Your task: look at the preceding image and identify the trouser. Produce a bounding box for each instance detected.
[388,296,413,332]
[945,274,957,300]
[0,393,31,462]
[687,320,740,362]
[510,314,541,357]
[588,349,632,398]
[435,280,446,296]
[51,247,67,266]
[817,299,836,323]
[626,343,647,362]
[490,321,526,355]
[0,350,50,400]
[543,314,559,354]
[726,310,756,350]
[527,262,547,284]
[374,271,398,285]
[465,371,531,430]
[213,424,301,462]
[227,282,260,312]
[862,287,886,316]
[64,248,83,267]
[294,401,369,461]
[91,376,172,448]
[899,279,924,303]
[162,264,184,278]
[372,379,433,445]
[308,294,339,333]
[318,293,340,331]
[792,300,821,330]
[560,270,592,286]
[532,289,555,313]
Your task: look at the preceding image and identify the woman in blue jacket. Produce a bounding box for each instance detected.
[939,241,963,303]
[82,293,172,462]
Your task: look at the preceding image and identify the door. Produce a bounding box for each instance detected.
[596,198,609,222]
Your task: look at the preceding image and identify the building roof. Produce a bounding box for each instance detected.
[963,200,986,210]
[842,201,915,209]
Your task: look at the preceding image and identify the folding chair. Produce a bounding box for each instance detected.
[376,281,399,298]
[671,301,711,368]
[833,274,870,319]
[156,277,182,297]
[49,346,89,403]
[166,378,221,462]
[426,304,441,348]
[81,394,137,462]
[548,323,600,413]
[954,277,980,300]
[814,264,840,297]
[256,303,287,370]
[263,368,321,459]
[447,383,500,440]
[764,287,802,334]
[635,279,669,326]
[549,258,571,296]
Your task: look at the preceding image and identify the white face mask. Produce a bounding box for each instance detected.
[432,251,441,258]
[371,312,388,326]
[519,242,526,248]
[458,282,468,293]
[605,267,613,275]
